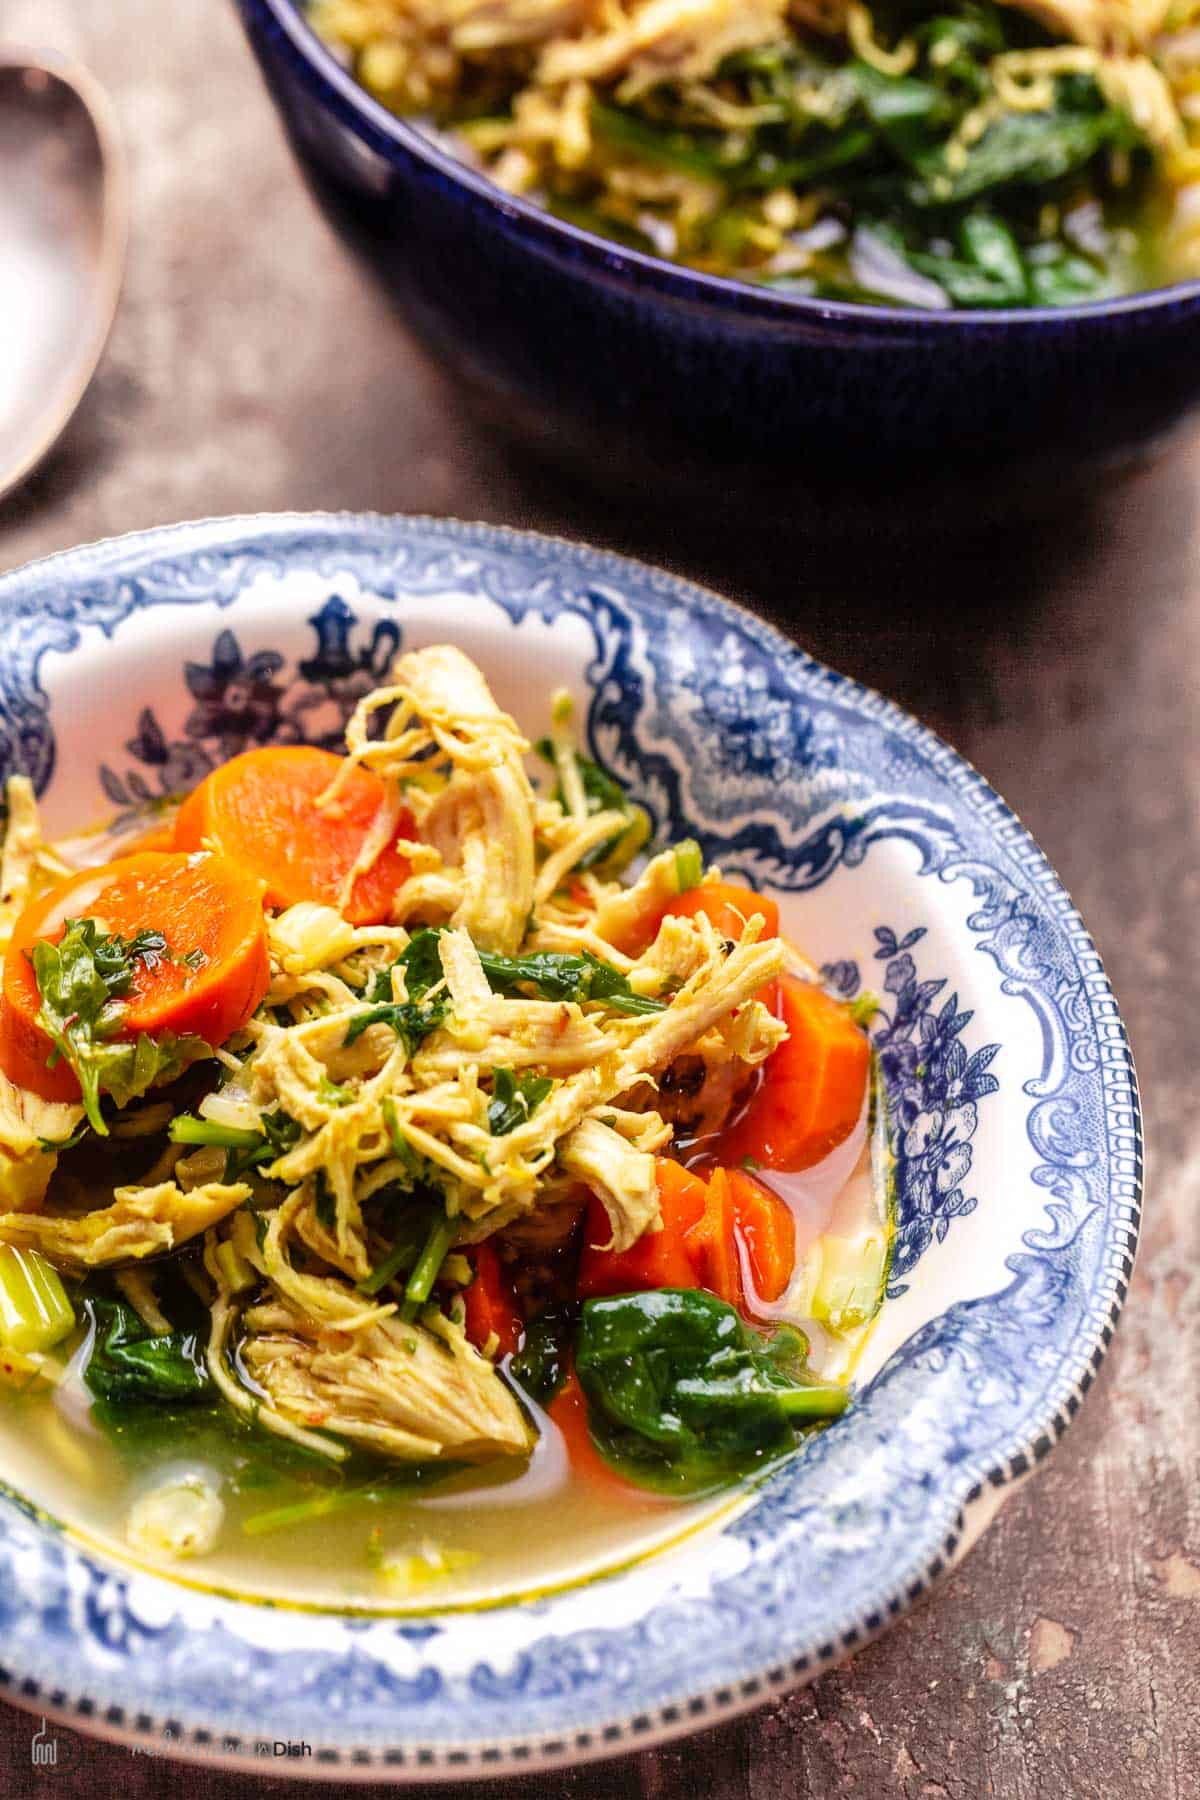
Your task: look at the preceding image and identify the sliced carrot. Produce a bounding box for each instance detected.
[666,881,780,943]
[0,851,269,1101]
[721,973,869,1173]
[623,878,781,964]
[728,1168,796,1304]
[173,746,414,926]
[462,1243,523,1359]
[576,1158,707,1299]
[683,1166,741,1306]
[666,881,780,1012]
[548,1370,630,1491]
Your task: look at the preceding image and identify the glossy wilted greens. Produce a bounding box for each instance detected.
[576,1289,849,1494]
[590,16,1149,307]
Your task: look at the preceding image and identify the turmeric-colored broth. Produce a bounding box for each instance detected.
[0,1042,886,1608]
[0,789,890,1608]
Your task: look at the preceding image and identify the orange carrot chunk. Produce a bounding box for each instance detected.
[666,881,780,943]
[683,1166,742,1307]
[576,1158,707,1299]
[462,1243,523,1359]
[547,1370,633,1489]
[0,851,269,1102]
[728,1168,796,1304]
[173,745,413,927]
[666,882,780,1012]
[721,973,870,1173]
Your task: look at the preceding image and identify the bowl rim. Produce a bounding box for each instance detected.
[0,511,1143,1780]
[239,0,1200,332]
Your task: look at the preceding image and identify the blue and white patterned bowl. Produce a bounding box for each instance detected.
[0,515,1140,1779]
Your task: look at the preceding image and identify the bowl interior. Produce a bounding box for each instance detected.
[0,515,1140,1771]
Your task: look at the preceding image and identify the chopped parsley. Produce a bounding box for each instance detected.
[487,1067,553,1136]
[29,916,210,1134]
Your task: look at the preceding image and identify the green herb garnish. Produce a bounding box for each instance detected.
[401,1207,457,1320]
[477,946,665,1016]
[487,1067,553,1136]
[346,928,451,1051]
[357,1185,445,1298]
[28,917,210,1134]
[169,1108,302,1181]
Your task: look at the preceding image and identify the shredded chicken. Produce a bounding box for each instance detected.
[0,1180,250,1270]
[0,778,46,950]
[558,1113,659,1251]
[329,644,537,953]
[238,1291,534,1462]
[0,1071,83,1214]
[999,0,1173,53]
[0,643,813,1486]
[539,0,787,92]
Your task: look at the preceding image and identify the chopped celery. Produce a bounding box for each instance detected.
[673,839,703,893]
[169,1116,262,1150]
[0,1245,75,1352]
[214,1240,256,1296]
[809,1233,888,1334]
[850,989,880,1030]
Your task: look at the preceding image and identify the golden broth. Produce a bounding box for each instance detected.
[0,1115,888,1612]
[0,810,891,1610]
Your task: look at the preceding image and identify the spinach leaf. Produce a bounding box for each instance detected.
[477,947,665,1016]
[908,97,1137,207]
[387,928,447,1000]
[850,59,954,165]
[347,927,451,1050]
[1026,240,1109,304]
[29,916,210,1133]
[905,209,1030,305]
[576,1289,848,1494]
[487,1067,553,1136]
[83,1295,211,1406]
[344,992,450,1053]
[590,102,736,180]
[509,1305,575,1407]
[359,927,665,1026]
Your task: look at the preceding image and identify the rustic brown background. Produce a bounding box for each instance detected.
[2,2,1197,1796]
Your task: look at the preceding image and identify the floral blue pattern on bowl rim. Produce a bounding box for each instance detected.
[0,514,1140,1779]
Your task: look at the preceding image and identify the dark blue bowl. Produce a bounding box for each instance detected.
[234,0,1200,505]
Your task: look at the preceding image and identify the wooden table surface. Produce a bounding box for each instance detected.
[2,3,1197,1797]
